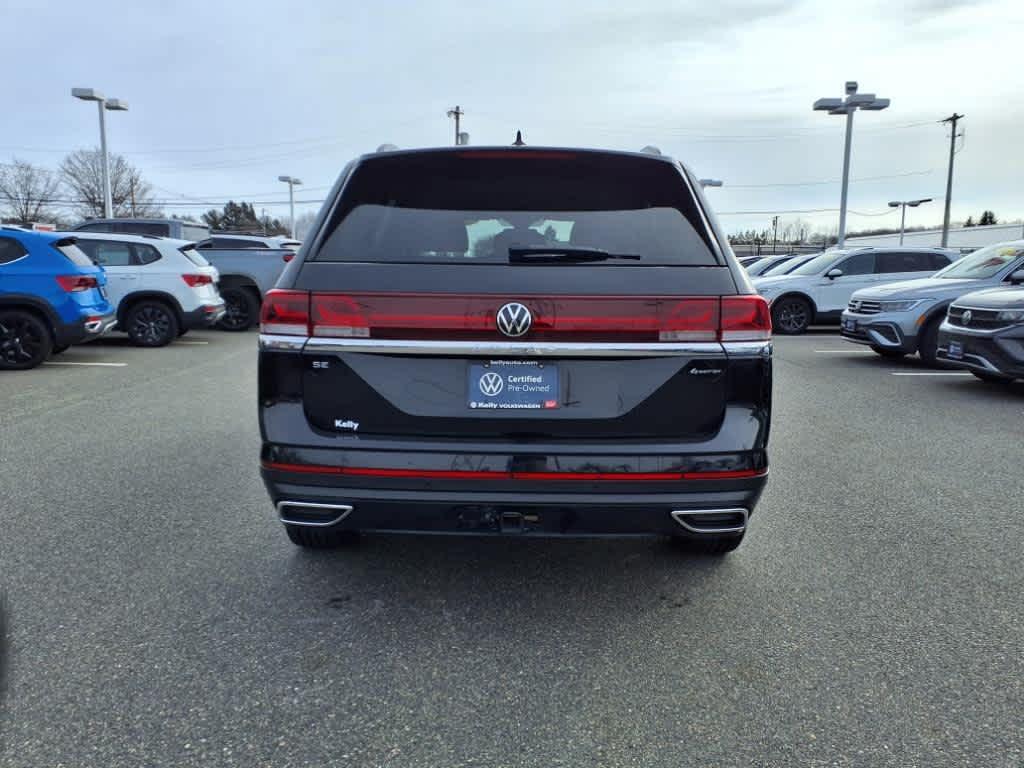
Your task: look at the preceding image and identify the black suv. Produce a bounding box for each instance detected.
[258,146,772,555]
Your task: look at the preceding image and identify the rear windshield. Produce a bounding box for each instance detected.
[54,242,94,267]
[315,152,719,266]
[180,246,210,267]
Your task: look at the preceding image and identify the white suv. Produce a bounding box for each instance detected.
[752,246,959,334]
[196,234,301,251]
[71,233,226,346]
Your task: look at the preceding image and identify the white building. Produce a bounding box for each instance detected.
[845,222,1024,250]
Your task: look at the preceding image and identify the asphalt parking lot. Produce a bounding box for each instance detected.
[1,331,1022,767]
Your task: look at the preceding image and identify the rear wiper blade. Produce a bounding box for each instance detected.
[508,247,642,264]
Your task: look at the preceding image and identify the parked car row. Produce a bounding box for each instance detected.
[0,227,227,369]
[72,221,295,333]
[839,242,1024,367]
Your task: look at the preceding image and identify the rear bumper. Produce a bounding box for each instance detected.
[54,311,117,346]
[260,446,768,538]
[181,302,227,329]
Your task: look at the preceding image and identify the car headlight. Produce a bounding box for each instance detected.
[877,299,927,312]
[996,309,1024,322]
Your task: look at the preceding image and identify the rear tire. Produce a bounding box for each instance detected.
[917,317,943,366]
[284,525,360,549]
[870,346,906,359]
[218,287,260,331]
[672,533,744,556]
[125,301,179,347]
[771,297,812,335]
[0,309,52,370]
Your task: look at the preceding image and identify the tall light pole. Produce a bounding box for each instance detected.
[887,198,933,245]
[813,81,890,248]
[277,176,302,238]
[72,88,128,219]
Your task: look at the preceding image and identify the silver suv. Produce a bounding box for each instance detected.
[841,240,1024,363]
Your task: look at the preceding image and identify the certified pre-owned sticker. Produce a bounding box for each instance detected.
[468,360,559,410]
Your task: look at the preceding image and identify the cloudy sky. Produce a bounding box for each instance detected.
[2,0,1021,234]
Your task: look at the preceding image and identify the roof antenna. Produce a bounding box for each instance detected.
[513,130,525,146]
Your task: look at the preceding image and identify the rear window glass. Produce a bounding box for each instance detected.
[180,246,210,267]
[315,152,719,266]
[55,242,95,267]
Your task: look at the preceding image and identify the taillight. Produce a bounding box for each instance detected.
[56,275,99,292]
[282,253,295,263]
[720,296,772,341]
[261,292,772,342]
[260,289,310,335]
[181,274,213,287]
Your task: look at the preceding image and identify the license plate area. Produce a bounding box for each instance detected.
[468,360,559,411]
[947,340,964,360]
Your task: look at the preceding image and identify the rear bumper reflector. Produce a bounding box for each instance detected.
[261,461,766,482]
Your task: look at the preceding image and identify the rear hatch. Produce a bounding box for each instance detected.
[266,149,766,441]
[179,244,222,301]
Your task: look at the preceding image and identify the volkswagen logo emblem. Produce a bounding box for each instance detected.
[496,302,532,337]
[961,310,972,326]
[479,371,504,396]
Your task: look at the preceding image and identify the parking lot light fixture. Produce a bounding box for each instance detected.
[278,176,303,238]
[813,81,890,248]
[72,87,128,219]
[889,198,934,245]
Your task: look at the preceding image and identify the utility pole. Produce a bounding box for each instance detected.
[446,105,464,146]
[129,177,136,216]
[771,216,779,254]
[940,113,964,248]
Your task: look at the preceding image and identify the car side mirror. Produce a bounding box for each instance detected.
[1009,269,1024,285]
[826,268,843,280]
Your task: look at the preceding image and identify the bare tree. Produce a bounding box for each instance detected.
[0,159,62,225]
[59,148,161,219]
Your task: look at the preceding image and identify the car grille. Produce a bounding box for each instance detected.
[947,306,1008,330]
[847,299,882,315]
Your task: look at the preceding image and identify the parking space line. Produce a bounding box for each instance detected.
[890,371,972,376]
[174,341,210,345]
[44,361,127,368]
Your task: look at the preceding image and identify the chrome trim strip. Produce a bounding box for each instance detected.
[670,508,749,535]
[262,335,772,358]
[277,501,353,527]
[721,340,772,357]
[303,337,729,357]
[260,334,307,351]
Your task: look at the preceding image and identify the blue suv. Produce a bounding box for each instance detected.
[0,228,115,370]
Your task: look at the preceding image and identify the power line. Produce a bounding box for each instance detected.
[728,169,934,189]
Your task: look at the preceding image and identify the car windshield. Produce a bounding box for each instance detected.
[789,251,843,276]
[934,243,1024,279]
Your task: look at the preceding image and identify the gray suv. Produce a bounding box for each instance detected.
[841,240,1024,363]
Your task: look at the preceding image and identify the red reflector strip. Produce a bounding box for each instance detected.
[261,461,766,481]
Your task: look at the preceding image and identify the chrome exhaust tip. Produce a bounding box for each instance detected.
[277,501,353,527]
[670,508,748,534]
